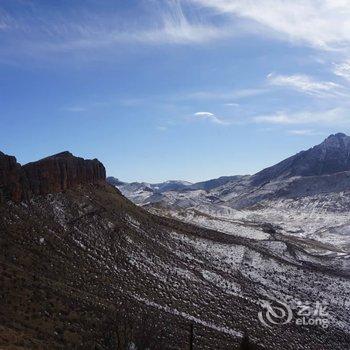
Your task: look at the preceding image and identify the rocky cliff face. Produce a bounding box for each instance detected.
[0,152,26,203]
[23,151,106,197]
[0,151,106,203]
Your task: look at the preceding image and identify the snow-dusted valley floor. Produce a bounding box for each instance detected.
[153,194,350,251]
[148,201,350,271]
[119,183,350,261]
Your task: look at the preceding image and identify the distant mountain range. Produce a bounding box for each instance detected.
[110,133,350,253]
[109,133,350,207]
[107,178,193,193]
[106,175,246,198]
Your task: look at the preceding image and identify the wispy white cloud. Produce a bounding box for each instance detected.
[3,0,350,64]
[287,129,324,136]
[43,18,225,52]
[194,111,228,124]
[191,0,350,50]
[267,73,343,97]
[0,0,229,60]
[253,108,349,125]
[7,0,350,55]
[138,2,226,45]
[194,111,215,116]
[334,60,350,82]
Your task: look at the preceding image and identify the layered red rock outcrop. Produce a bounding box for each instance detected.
[0,151,106,203]
[23,151,106,196]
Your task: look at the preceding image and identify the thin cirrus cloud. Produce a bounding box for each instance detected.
[191,0,350,50]
[267,73,344,97]
[263,72,350,127]
[3,0,350,63]
[6,0,350,53]
[191,0,350,84]
[253,108,349,126]
[287,129,324,136]
[44,17,224,53]
[334,61,350,82]
[0,1,229,60]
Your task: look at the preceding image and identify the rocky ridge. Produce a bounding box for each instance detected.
[0,151,106,203]
[252,133,350,185]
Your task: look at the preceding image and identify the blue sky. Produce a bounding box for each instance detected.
[2,0,350,182]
